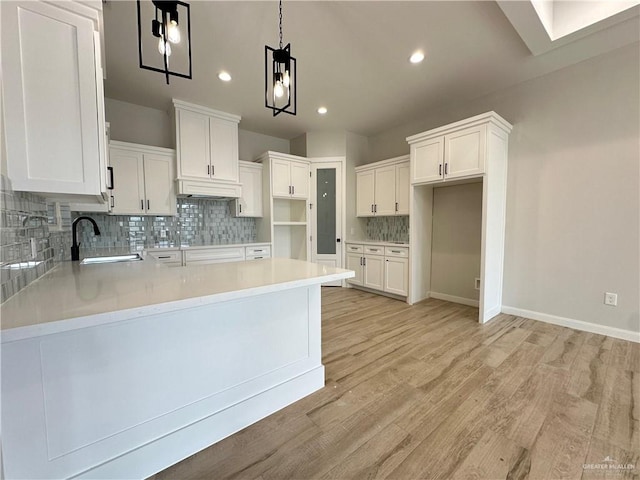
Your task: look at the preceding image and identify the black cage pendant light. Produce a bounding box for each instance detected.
[265,0,297,116]
[137,0,192,84]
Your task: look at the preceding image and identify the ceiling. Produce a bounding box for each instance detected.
[102,1,640,140]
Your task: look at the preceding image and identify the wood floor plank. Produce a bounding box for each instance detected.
[151,288,638,480]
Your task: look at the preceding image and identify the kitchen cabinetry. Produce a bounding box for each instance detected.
[2,0,106,201]
[109,141,176,216]
[409,120,488,185]
[231,161,263,217]
[271,158,309,199]
[355,156,409,217]
[182,244,271,265]
[173,99,241,198]
[406,111,512,322]
[145,249,182,266]
[256,152,310,261]
[345,242,409,298]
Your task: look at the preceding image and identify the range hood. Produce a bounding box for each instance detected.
[176,179,241,199]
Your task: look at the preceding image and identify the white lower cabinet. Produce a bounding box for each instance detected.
[346,243,409,298]
[145,244,272,266]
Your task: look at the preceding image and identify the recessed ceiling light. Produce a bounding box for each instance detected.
[317,107,328,115]
[409,51,425,64]
[218,71,232,82]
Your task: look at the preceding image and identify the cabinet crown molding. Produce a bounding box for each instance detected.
[355,154,410,173]
[255,151,310,164]
[110,140,175,156]
[406,111,513,145]
[172,99,241,123]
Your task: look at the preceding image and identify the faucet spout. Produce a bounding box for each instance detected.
[71,216,101,261]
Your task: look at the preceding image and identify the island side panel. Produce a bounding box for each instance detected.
[1,285,324,479]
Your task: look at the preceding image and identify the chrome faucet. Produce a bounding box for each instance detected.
[71,216,101,261]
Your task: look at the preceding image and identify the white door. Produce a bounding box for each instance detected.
[271,159,292,197]
[177,109,210,179]
[411,138,444,184]
[110,148,145,215]
[363,255,384,291]
[143,153,175,216]
[310,160,343,286]
[356,170,375,217]
[290,161,310,199]
[209,118,239,182]
[238,164,262,217]
[346,253,363,286]
[445,125,486,180]
[384,257,409,296]
[395,163,410,215]
[374,166,396,215]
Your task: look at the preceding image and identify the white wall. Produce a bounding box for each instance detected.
[238,130,289,160]
[105,98,290,160]
[105,98,173,148]
[345,132,369,241]
[431,183,482,302]
[368,44,640,335]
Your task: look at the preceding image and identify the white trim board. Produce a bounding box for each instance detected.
[429,291,479,308]
[502,306,640,343]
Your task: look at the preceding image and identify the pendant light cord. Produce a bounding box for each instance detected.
[279,0,283,49]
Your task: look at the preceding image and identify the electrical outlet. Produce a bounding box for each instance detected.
[474,278,481,290]
[604,292,618,306]
[30,237,37,259]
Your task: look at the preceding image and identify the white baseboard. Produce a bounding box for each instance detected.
[501,306,639,343]
[429,291,479,308]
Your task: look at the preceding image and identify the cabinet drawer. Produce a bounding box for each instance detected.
[364,245,384,256]
[145,250,182,264]
[185,247,245,264]
[384,247,409,258]
[346,244,363,253]
[245,245,271,257]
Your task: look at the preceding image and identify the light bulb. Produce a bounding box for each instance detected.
[167,23,180,44]
[283,70,290,88]
[274,81,284,98]
[158,37,172,56]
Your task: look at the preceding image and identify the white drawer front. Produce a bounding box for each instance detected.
[346,244,363,253]
[185,247,245,264]
[245,245,271,257]
[145,250,182,264]
[384,247,409,258]
[364,245,384,256]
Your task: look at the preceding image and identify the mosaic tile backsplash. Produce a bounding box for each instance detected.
[75,198,256,255]
[366,216,409,243]
[0,174,61,303]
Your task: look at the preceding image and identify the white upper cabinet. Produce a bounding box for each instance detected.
[2,1,106,199]
[109,141,176,216]
[408,114,504,185]
[267,155,310,199]
[174,99,241,197]
[355,156,410,217]
[231,161,263,217]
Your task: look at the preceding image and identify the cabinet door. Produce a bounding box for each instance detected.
[395,163,410,215]
[411,137,444,184]
[290,161,310,199]
[110,148,145,215]
[143,153,176,216]
[3,1,101,195]
[176,109,210,180]
[374,166,396,216]
[237,165,262,217]
[384,257,409,296]
[356,170,375,217]
[363,255,384,291]
[271,159,292,197]
[346,253,364,286]
[209,118,239,182]
[445,125,486,180]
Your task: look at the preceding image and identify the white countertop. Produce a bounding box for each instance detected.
[0,258,353,342]
[345,240,409,247]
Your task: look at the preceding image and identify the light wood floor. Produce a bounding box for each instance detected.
[153,287,639,480]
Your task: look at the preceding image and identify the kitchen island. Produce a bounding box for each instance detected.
[1,258,353,479]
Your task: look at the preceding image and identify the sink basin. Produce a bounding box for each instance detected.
[80,253,143,265]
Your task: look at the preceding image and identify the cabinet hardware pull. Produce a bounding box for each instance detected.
[292,185,295,195]
[363,257,366,266]
[158,256,170,259]
[359,257,362,266]
[239,204,242,213]
[289,185,292,195]
[371,204,374,213]
[391,250,401,253]
[395,202,398,212]
[147,200,150,210]
[207,165,210,175]
[374,204,377,213]
[439,164,442,176]
[212,165,215,176]
[445,163,448,175]
[107,166,114,190]
[255,256,264,259]
[141,200,144,210]
[110,196,114,208]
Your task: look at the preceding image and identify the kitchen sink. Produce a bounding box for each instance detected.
[80,253,144,265]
